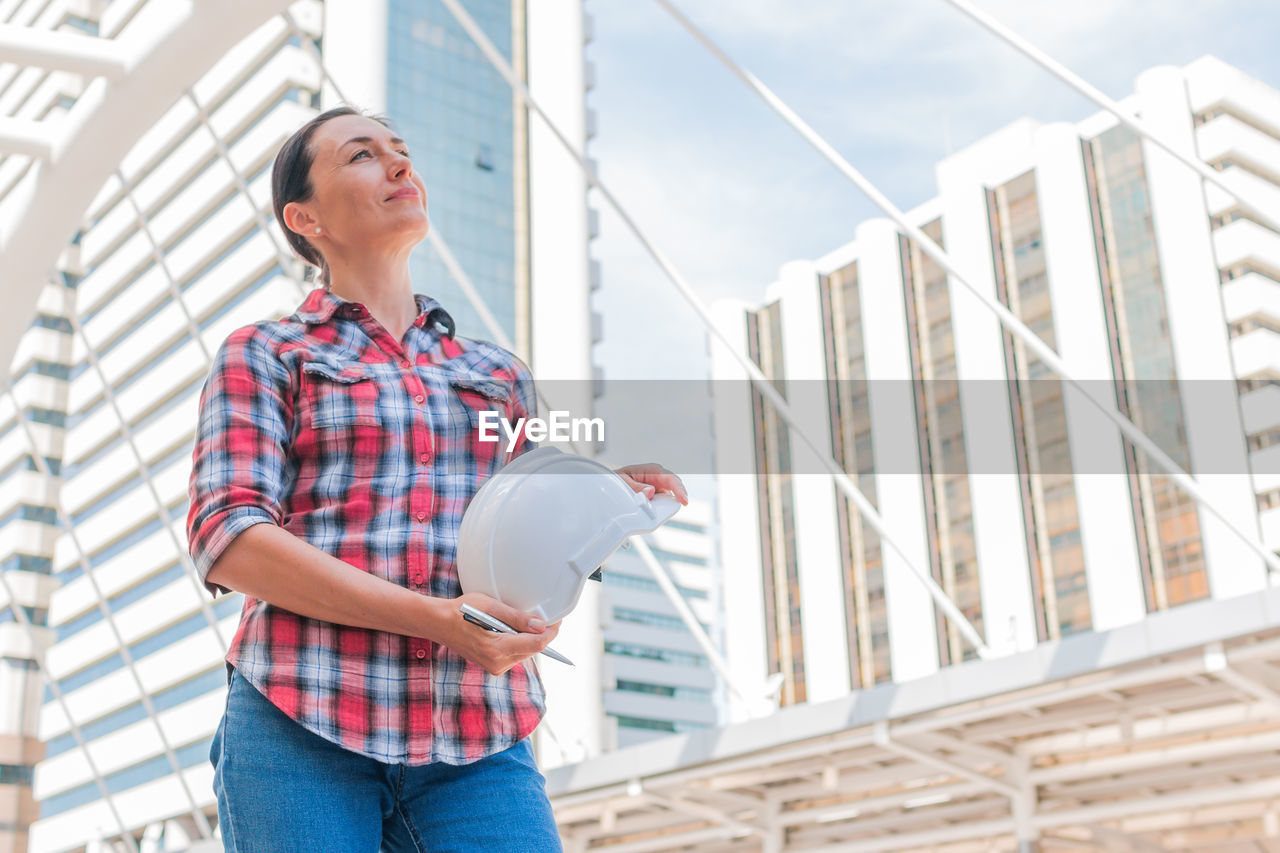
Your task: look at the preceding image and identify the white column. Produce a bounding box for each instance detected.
[855,219,939,681]
[936,122,1039,655]
[709,300,771,722]
[1032,123,1145,630]
[321,0,388,111]
[527,0,591,385]
[1136,67,1265,599]
[771,261,850,700]
[526,0,600,762]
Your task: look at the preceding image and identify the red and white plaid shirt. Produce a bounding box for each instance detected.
[186,287,544,765]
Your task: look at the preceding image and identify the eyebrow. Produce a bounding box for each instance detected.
[341,136,408,149]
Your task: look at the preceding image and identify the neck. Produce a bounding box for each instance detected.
[325,244,418,342]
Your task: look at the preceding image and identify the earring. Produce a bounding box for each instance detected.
[314,227,322,235]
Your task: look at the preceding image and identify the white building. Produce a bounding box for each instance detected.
[597,498,722,751]
[0,1,596,850]
[711,55,1280,711]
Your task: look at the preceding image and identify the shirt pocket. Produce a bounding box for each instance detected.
[449,374,514,467]
[297,359,383,482]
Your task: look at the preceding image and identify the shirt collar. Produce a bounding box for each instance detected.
[292,287,455,339]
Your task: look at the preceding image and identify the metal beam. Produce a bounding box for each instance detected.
[874,722,1022,799]
[937,0,1280,235]
[1205,643,1280,712]
[1031,774,1280,830]
[0,23,129,79]
[0,116,55,159]
[823,816,1016,853]
[894,729,1015,769]
[186,88,306,302]
[579,824,741,853]
[686,788,767,814]
[1029,727,1280,785]
[777,781,991,828]
[1215,666,1280,713]
[1083,822,1170,852]
[794,795,1009,845]
[641,791,763,837]
[630,536,755,712]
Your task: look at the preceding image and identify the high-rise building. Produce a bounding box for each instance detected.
[597,498,721,750]
[712,56,1280,715]
[0,1,594,850]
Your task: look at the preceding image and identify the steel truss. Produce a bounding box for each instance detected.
[549,588,1280,851]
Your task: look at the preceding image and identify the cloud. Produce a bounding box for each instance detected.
[584,0,1280,383]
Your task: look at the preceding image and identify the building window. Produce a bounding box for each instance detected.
[1248,428,1280,453]
[1238,377,1277,394]
[614,680,712,702]
[601,571,708,600]
[26,408,66,428]
[612,715,708,734]
[0,555,52,575]
[33,314,72,333]
[0,607,48,626]
[59,14,98,35]
[1229,315,1280,338]
[604,641,706,668]
[613,607,708,633]
[475,143,494,171]
[0,763,34,785]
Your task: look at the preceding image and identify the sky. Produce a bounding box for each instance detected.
[580,0,1280,496]
[585,0,1280,381]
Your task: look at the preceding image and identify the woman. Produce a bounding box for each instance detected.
[187,106,687,851]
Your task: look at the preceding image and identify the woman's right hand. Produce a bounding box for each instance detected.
[434,592,561,676]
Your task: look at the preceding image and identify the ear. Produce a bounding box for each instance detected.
[283,201,319,238]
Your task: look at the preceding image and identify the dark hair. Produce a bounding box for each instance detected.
[271,106,391,288]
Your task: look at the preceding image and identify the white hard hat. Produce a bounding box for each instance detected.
[457,445,682,622]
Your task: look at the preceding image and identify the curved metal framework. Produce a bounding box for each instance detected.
[0,0,293,387]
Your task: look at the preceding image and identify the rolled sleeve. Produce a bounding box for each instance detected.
[187,325,293,597]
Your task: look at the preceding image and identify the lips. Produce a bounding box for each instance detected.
[387,187,419,201]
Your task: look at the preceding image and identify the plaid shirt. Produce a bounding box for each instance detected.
[186,286,544,765]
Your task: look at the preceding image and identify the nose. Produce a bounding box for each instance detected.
[389,151,413,180]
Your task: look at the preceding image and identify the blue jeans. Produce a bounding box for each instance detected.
[210,668,563,852]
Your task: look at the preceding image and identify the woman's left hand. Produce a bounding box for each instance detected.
[615,463,689,506]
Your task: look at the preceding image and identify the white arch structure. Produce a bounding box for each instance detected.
[0,0,292,388]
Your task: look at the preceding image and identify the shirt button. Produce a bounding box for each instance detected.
[416,511,426,521]
[399,360,411,369]
[414,394,425,404]
[419,453,429,464]
[415,649,427,660]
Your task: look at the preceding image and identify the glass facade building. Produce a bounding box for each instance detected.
[988,170,1092,640]
[386,0,522,343]
[1085,124,1209,609]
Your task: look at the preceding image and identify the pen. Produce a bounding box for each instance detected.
[459,603,575,666]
